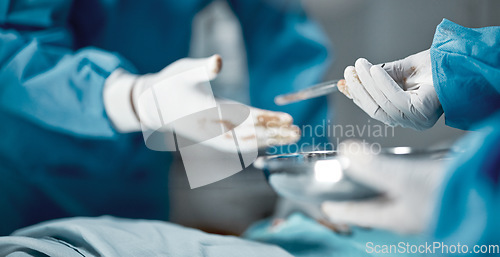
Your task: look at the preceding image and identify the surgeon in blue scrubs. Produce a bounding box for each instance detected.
[318,19,500,255]
[0,0,330,235]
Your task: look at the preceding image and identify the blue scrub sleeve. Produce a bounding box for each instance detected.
[0,28,136,138]
[431,110,500,249]
[0,1,136,138]
[430,19,500,130]
[227,0,332,147]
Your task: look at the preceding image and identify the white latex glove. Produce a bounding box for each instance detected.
[321,140,449,234]
[103,55,300,152]
[340,50,443,130]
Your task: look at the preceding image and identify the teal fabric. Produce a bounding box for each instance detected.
[0,216,292,257]
[430,19,500,130]
[430,20,500,255]
[431,110,500,256]
[0,0,330,235]
[244,213,427,257]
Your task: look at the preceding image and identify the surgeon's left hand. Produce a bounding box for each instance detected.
[321,140,449,234]
[340,50,443,130]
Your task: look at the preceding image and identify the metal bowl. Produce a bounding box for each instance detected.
[253,150,379,203]
[380,147,451,159]
[253,147,451,203]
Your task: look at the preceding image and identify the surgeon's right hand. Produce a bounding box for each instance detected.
[339,50,443,130]
[103,55,300,152]
[103,55,223,133]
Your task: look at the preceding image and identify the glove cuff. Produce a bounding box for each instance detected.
[103,68,142,133]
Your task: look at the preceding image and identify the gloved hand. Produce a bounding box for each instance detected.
[103,55,300,151]
[339,50,443,130]
[321,140,449,234]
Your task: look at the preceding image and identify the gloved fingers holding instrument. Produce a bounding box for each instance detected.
[321,140,449,234]
[340,50,443,130]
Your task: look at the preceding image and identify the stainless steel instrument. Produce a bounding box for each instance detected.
[274,79,340,106]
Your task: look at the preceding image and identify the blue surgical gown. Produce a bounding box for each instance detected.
[429,19,500,254]
[0,0,330,235]
[432,111,500,256]
[431,19,500,130]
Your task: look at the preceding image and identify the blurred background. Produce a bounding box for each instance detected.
[170,0,500,235]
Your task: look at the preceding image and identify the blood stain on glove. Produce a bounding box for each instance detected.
[241,135,256,141]
[256,114,286,127]
[351,69,362,84]
[213,110,300,147]
[337,79,350,97]
[214,55,223,74]
[215,120,237,131]
[214,119,237,139]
